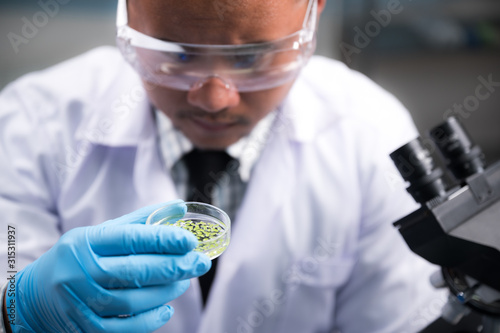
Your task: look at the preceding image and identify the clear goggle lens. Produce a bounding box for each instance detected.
[116,0,317,92]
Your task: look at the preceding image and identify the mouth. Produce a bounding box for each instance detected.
[189,116,239,132]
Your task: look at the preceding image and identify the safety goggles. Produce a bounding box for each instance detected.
[116,0,317,92]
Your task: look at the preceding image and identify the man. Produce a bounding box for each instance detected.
[0,0,444,332]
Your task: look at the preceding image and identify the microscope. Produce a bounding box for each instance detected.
[390,116,500,333]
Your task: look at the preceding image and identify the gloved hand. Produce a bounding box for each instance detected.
[5,200,210,333]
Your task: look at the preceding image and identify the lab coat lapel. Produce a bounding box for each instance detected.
[128,97,205,328]
[233,110,298,262]
[133,128,179,205]
[128,102,180,206]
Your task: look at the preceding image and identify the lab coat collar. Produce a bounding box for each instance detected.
[74,71,156,147]
[281,72,340,144]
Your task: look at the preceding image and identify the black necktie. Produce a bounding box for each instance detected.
[182,148,235,305]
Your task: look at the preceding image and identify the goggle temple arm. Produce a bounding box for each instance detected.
[116,0,128,28]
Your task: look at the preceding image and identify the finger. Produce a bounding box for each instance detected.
[144,201,187,226]
[94,252,211,288]
[100,305,175,333]
[104,200,186,226]
[88,281,190,318]
[88,224,198,256]
[75,304,175,333]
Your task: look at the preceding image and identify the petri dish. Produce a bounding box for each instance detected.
[146,202,231,260]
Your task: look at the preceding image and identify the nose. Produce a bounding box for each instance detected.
[187,76,240,113]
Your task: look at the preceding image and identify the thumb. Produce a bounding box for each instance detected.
[104,200,187,226]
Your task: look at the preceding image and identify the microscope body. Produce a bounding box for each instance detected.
[390,116,500,331]
[395,160,500,292]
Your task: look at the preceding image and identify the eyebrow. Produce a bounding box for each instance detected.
[118,0,313,49]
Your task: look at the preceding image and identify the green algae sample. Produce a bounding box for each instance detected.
[170,218,229,259]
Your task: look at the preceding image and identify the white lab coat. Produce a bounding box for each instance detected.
[0,47,444,333]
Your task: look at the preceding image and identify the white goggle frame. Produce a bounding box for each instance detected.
[116,0,317,92]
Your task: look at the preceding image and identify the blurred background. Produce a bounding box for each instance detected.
[1,0,499,162]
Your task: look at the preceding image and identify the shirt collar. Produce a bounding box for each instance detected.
[155,110,277,182]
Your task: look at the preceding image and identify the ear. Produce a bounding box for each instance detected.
[317,0,327,15]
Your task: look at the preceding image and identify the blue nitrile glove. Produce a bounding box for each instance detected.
[5,200,211,333]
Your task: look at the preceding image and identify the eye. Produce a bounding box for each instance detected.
[176,53,193,63]
[158,52,196,74]
[231,54,260,69]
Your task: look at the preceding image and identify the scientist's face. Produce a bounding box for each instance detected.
[128,0,324,149]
